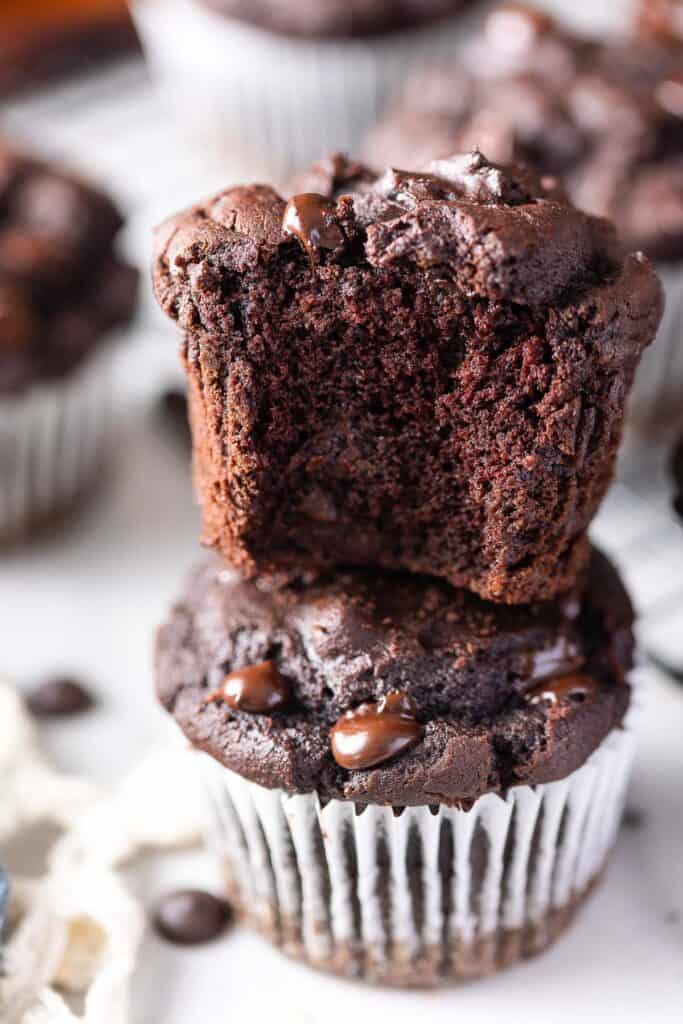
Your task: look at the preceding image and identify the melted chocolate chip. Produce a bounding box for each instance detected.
[153,890,232,945]
[282,193,343,262]
[527,672,600,707]
[27,677,94,717]
[330,691,423,770]
[208,660,290,713]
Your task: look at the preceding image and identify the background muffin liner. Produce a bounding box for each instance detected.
[197,678,640,986]
[131,0,476,187]
[628,265,683,435]
[0,345,115,544]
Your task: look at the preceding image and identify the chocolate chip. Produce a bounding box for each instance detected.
[207,661,291,714]
[153,890,232,945]
[330,691,423,770]
[282,193,343,263]
[27,677,94,718]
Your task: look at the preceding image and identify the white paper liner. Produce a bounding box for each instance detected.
[627,264,683,435]
[199,679,640,985]
[0,345,114,544]
[131,0,477,186]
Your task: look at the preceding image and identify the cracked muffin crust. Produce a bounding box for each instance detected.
[156,548,634,807]
[152,152,661,603]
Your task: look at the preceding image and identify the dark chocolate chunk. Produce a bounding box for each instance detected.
[207,661,291,713]
[153,890,232,945]
[331,691,423,770]
[282,193,344,262]
[27,677,94,717]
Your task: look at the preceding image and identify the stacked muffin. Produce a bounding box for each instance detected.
[152,151,662,984]
[368,2,683,432]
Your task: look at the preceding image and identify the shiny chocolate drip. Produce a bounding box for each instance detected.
[330,691,423,770]
[282,193,343,263]
[207,660,290,714]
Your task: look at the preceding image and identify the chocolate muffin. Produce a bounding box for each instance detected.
[200,0,474,38]
[367,3,683,430]
[131,0,479,184]
[0,0,139,96]
[157,548,640,984]
[152,152,662,604]
[0,141,137,542]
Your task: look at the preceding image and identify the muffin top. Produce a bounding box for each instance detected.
[0,141,137,393]
[157,549,633,807]
[154,149,659,318]
[199,0,473,39]
[368,2,683,263]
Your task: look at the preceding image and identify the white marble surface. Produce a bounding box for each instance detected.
[1,0,682,1019]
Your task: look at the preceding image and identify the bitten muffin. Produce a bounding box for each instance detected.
[130,0,479,184]
[157,548,639,984]
[0,141,137,542]
[152,151,662,604]
[368,2,683,430]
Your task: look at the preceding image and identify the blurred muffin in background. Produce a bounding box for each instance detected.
[367,2,683,435]
[0,0,139,96]
[0,141,138,545]
[130,0,480,187]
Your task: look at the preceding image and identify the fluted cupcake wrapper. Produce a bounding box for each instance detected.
[131,0,475,187]
[198,680,639,986]
[628,264,683,434]
[0,346,114,543]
